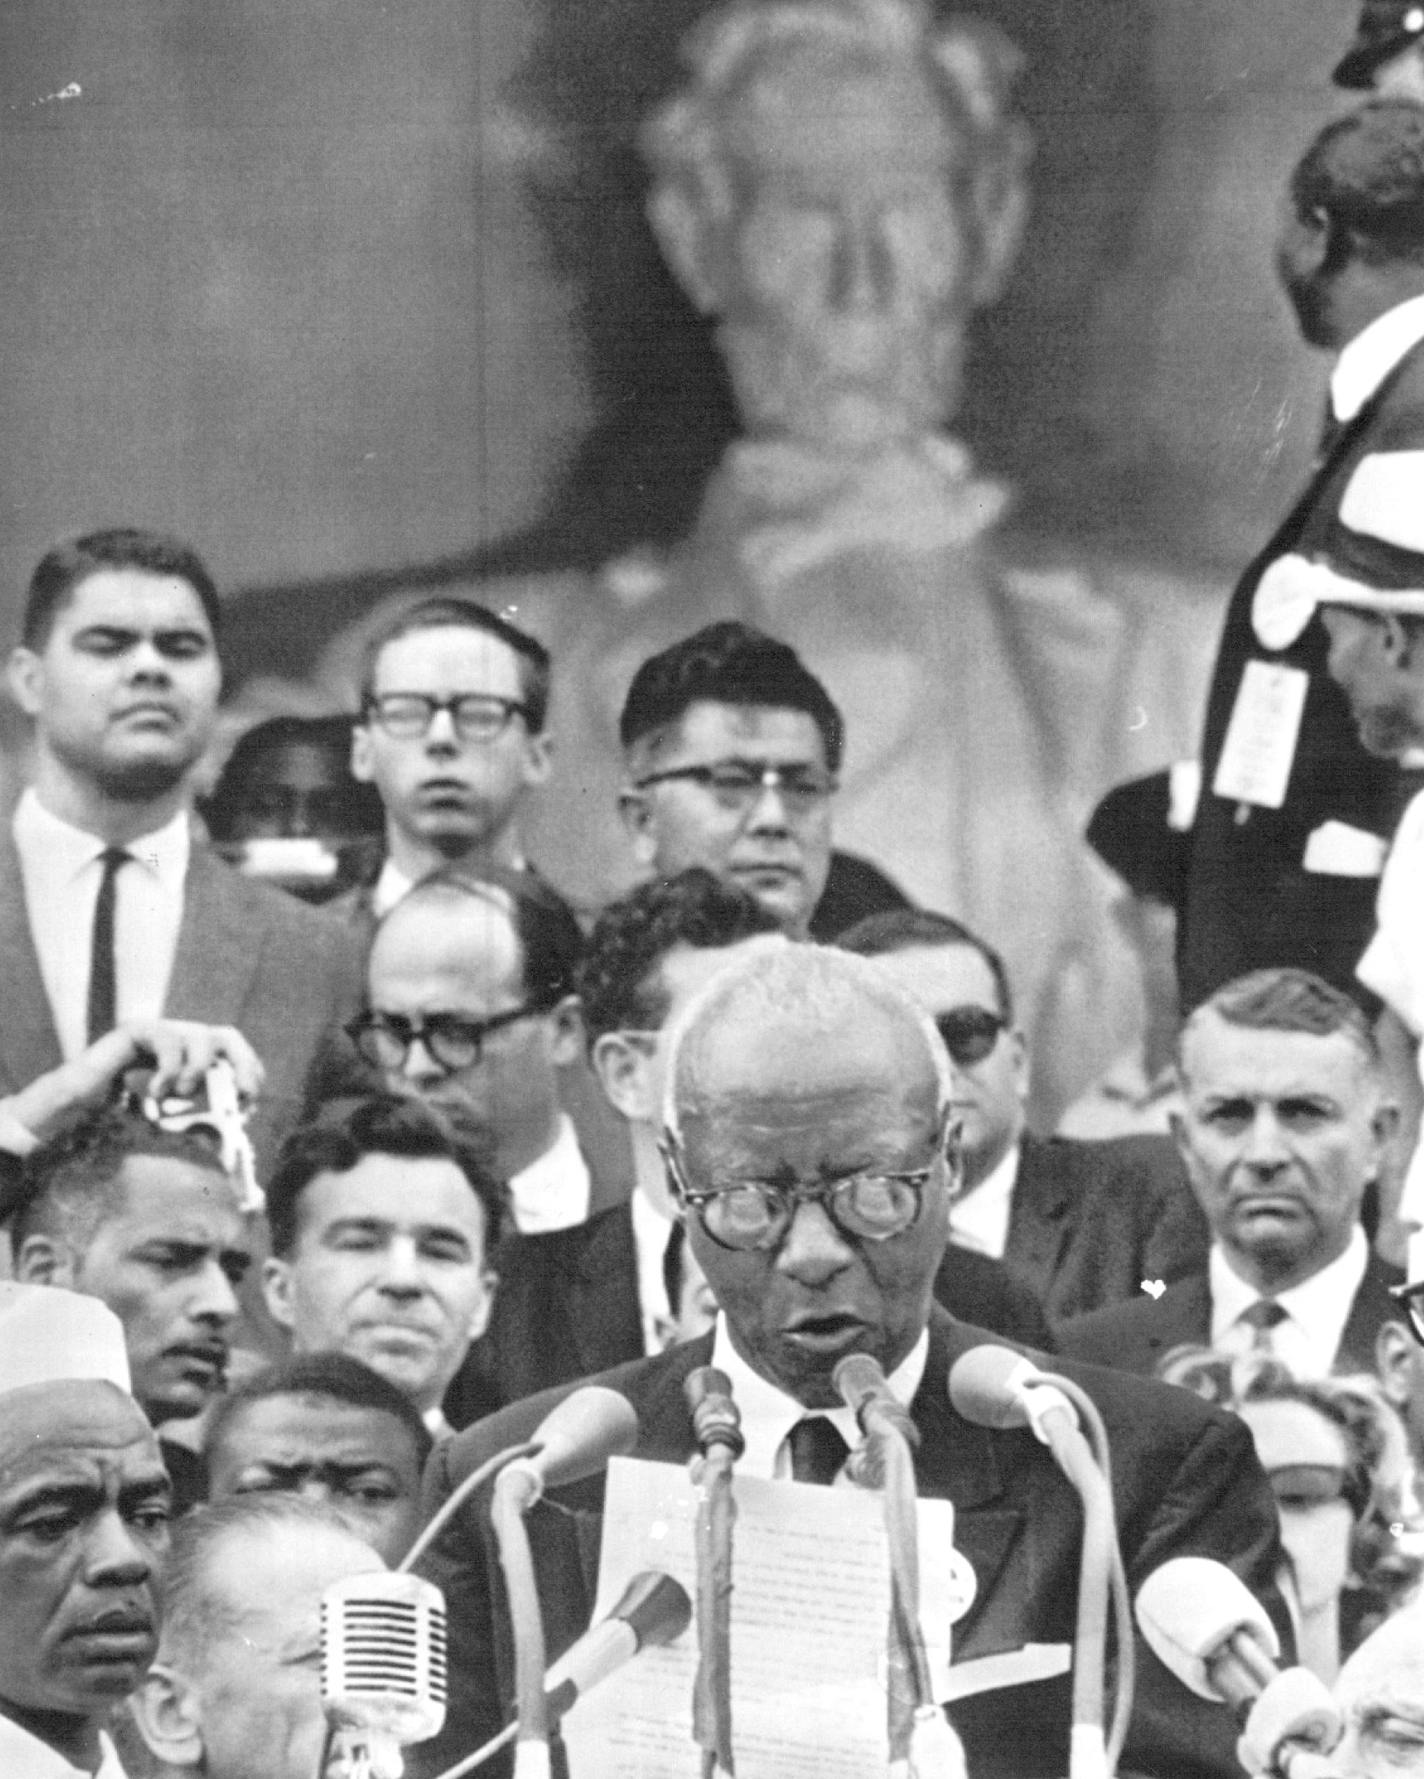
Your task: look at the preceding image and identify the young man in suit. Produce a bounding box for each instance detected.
[2,528,362,1172]
[1060,968,1403,1378]
[416,944,1284,1779]
[839,907,1206,1324]
[1178,103,1424,1009]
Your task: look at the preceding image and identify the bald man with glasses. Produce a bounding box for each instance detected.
[839,908,1207,1326]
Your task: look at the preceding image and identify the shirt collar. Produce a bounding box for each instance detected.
[947,1140,1019,1258]
[507,1113,591,1234]
[14,787,189,889]
[710,1315,930,1479]
[1331,291,1424,422]
[371,855,417,919]
[0,1715,125,1778]
[1209,1223,1369,1342]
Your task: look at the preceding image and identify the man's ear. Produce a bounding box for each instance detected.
[261,1256,297,1331]
[6,646,43,719]
[13,1234,76,1288]
[130,1666,205,1769]
[592,1031,658,1124]
[468,1270,498,1345]
[350,720,376,785]
[616,788,659,868]
[1377,1320,1419,1410]
[546,994,587,1069]
[1006,1027,1031,1106]
[522,730,553,789]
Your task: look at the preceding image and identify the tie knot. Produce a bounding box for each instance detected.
[1242,1299,1286,1330]
[99,846,131,872]
[787,1414,848,1486]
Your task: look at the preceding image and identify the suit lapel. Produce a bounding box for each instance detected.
[1337,1255,1402,1371]
[164,847,262,1024]
[0,823,64,1089]
[569,1203,642,1375]
[1004,1137,1072,1295]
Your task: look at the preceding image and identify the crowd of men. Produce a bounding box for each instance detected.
[13,7,1424,1778]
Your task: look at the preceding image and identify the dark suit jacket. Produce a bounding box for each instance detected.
[1057,1251,1404,1377]
[1005,1132,1209,1326]
[416,1309,1284,1779]
[1178,336,1424,1010]
[0,825,363,1174]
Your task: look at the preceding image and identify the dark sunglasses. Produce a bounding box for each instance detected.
[934,1006,1007,1068]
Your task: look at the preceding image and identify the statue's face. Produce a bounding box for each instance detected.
[715,50,972,452]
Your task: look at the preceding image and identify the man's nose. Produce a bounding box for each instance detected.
[377,1237,425,1294]
[743,778,794,835]
[423,706,461,754]
[1241,1109,1291,1170]
[295,1476,337,1507]
[776,1197,855,1284]
[126,639,173,683]
[85,1509,157,1587]
[394,1033,447,1092]
[189,1259,240,1326]
[828,214,896,312]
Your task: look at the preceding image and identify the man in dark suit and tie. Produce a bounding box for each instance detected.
[1061,968,1403,1379]
[415,944,1283,1779]
[1,528,362,1173]
[1178,103,1424,1010]
[839,907,1207,1324]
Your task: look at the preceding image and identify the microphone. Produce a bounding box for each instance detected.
[321,1570,447,1779]
[834,1351,921,1449]
[947,1345,1079,1450]
[1135,1558,1341,1777]
[496,1386,640,1514]
[543,1572,692,1721]
[685,1366,745,1460]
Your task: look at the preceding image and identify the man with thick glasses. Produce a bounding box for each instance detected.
[615,620,908,942]
[840,908,1205,1325]
[416,943,1285,1779]
[346,597,555,924]
[353,869,643,1414]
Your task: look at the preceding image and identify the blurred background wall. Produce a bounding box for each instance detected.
[0,0,1357,692]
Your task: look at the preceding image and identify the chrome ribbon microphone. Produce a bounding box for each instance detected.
[320,1571,448,1779]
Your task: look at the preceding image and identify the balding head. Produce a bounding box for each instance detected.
[1333,1597,1424,1778]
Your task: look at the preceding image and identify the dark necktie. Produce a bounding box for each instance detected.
[1316,397,1343,463]
[1240,1299,1287,1355]
[86,847,131,1044]
[787,1414,849,1485]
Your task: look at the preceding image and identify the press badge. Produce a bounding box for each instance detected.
[1211,660,1309,810]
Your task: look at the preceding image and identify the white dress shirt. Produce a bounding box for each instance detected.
[1330,290,1424,421]
[631,1187,676,1355]
[13,790,189,1062]
[947,1143,1019,1260]
[371,855,418,920]
[0,1716,127,1778]
[710,1315,930,1481]
[1208,1225,1370,1377]
[507,1113,591,1234]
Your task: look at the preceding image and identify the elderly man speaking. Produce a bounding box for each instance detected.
[417,944,1285,1779]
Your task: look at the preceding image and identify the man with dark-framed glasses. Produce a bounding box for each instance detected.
[839,908,1205,1325]
[416,942,1285,1779]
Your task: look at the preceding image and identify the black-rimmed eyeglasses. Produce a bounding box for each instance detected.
[345,1004,540,1073]
[934,1007,1007,1068]
[659,1120,947,1253]
[1390,1278,1424,1349]
[363,693,530,744]
[632,760,837,816]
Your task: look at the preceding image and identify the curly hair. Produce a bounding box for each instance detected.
[1291,101,1424,268]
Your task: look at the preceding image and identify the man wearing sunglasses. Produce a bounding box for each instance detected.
[840,909,1206,1325]
[416,942,1284,1779]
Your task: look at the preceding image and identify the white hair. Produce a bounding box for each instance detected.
[661,937,952,1138]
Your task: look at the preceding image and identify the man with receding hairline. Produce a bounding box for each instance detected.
[419,943,1284,1779]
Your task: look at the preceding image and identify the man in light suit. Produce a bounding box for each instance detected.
[1060,968,1403,1378]
[839,907,1206,1324]
[415,944,1284,1779]
[2,528,362,1173]
[1178,103,1424,1009]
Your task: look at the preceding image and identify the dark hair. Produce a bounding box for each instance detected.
[358,597,552,733]
[12,1106,230,1257]
[23,528,222,650]
[384,865,586,1009]
[576,867,781,1041]
[619,621,844,772]
[201,715,385,842]
[1184,967,1379,1070]
[835,906,1015,1024]
[264,1093,503,1258]
[204,1350,432,1474]
[1291,102,1424,268]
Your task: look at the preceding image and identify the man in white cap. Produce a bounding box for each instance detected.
[1264,448,1424,1255]
[0,1281,170,1777]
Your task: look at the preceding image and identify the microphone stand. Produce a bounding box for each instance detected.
[491,1466,553,1779]
[686,1367,744,1779]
